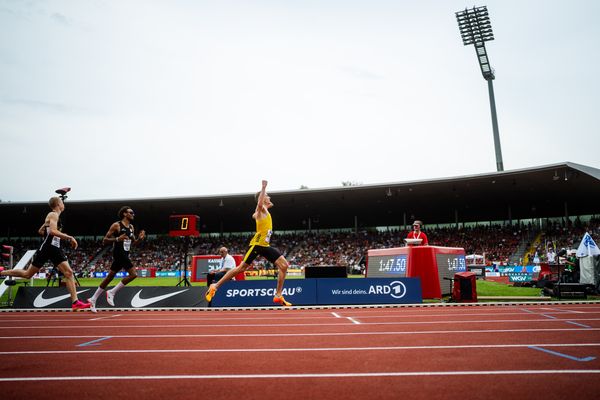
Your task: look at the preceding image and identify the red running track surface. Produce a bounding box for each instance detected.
[1,304,600,400]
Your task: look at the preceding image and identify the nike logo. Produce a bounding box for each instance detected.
[33,289,90,308]
[130,289,189,308]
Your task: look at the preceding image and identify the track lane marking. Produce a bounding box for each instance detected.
[528,346,596,362]
[565,321,592,328]
[2,343,600,355]
[1,327,599,340]
[76,337,112,347]
[89,314,122,321]
[1,370,600,382]
[2,310,600,322]
[2,317,599,329]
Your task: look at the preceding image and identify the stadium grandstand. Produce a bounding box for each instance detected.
[1,162,599,277]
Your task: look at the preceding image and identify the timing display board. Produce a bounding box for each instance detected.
[366,254,408,278]
[366,246,466,298]
[169,214,200,237]
[436,252,467,282]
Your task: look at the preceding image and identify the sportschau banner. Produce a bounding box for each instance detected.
[211,280,318,307]
[210,278,422,307]
[12,287,208,309]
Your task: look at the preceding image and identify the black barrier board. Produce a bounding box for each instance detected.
[12,286,209,309]
[305,266,347,278]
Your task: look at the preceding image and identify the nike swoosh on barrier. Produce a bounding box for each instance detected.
[130,289,189,308]
[33,289,91,308]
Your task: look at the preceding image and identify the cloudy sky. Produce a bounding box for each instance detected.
[1,0,599,202]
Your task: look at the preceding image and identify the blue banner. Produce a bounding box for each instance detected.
[211,280,317,307]
[508,273,534,282]
[316,278,422,305]
[155,271,192,277]
[210,278,422,307]
[485,266,538,274]
[94,272,128,278]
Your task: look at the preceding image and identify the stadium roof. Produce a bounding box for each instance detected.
[1,162,599,237]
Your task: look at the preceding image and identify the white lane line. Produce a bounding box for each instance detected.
[1,370,600,382]
[2,343,600,355]
[347,317,361,325]
[90,314,122,321]
[1,318,599,329]
[1,327,599,340]
[331,312,342,318]
[2,311,600,323]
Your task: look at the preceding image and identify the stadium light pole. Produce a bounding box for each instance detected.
[456,5,504,172]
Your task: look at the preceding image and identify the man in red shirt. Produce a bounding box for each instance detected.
[406,220,429,245]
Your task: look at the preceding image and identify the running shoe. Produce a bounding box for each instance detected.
[87,298,97,313]
[72,299,92,311]
[205,284,217,302]
[273,295,292,307]
[106,290,115,306]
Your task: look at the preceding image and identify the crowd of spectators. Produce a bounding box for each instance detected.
[528,217,600,263]
[2,219,598,273]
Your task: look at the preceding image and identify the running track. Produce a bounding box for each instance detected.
[1,303,600,400]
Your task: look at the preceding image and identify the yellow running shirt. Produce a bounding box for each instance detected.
[249,211,273,247]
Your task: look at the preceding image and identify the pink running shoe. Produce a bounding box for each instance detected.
[72,299,92,311]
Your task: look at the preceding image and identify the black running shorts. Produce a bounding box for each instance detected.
[110,256,134,272]
[243,245,282,265]
[32,245,68,268]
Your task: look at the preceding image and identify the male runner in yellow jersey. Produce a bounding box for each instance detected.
[205,180,292,306]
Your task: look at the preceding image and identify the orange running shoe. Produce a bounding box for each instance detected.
[273,295,292,307]
[205,284,217,302]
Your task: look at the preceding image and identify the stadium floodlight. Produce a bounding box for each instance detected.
[456,5,504,172]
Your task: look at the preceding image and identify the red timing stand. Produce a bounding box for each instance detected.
[366,246,466,299]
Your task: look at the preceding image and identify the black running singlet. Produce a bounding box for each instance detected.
[113,221,134,259]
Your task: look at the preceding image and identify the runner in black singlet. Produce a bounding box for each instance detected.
[87,206,145,312]
[0,197,91,310]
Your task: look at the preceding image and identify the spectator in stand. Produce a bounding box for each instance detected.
[563,249,579,283]
[406,220,429,245]
[206,247,236,287]
[547,246,556,264]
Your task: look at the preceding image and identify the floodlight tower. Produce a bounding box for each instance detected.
[456,5,504,172]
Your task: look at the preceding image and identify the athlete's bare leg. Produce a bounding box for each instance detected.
[214,262,250,290]
[122,267,137,285]
[274,256,289,296]
[57,261,78,302]
[98,270,118,290]
[0,265,39,279]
